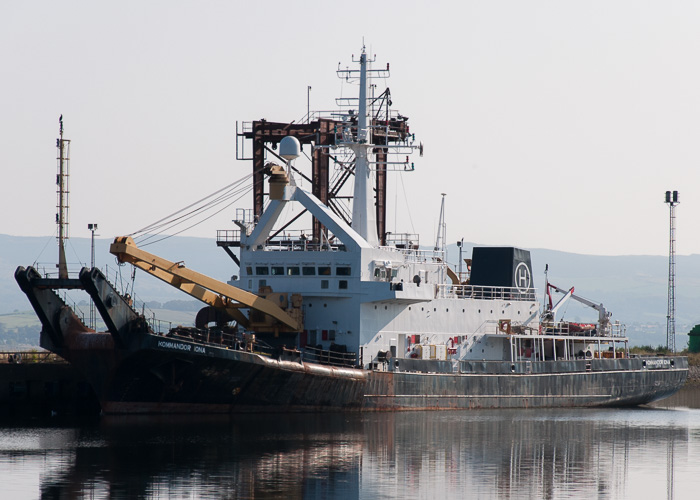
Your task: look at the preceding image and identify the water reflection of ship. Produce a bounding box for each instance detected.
[32,411,691,499]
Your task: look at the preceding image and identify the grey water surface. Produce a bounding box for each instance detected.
[2,390,700,499]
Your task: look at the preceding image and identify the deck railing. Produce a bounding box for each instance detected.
[437,284,537,302]
[302,345,357,367]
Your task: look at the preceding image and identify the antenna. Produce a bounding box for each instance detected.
[56,115,70,279]
[434,193,446,253]
[665,190,679,353]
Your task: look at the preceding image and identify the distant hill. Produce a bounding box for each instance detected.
[1,234,237,313]
[2,234,698,348]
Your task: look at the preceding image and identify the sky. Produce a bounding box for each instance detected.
[2,1,700,256]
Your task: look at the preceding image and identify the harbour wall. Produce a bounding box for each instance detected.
[0,352,100,417]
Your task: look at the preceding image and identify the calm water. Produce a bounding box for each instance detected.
[2,390,700,499]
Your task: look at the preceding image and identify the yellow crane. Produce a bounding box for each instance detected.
[109,237,302,333]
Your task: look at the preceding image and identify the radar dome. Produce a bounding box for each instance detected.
[279,136,301,160]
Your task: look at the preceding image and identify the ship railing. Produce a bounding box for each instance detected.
[263,240,343,252]
[539,320,627,339]
[539,321,571,336]
[148,318,174,335]
[437,284,537,302]
[216,229,241,246]
[607,321,626,338]
[235,208,254,225]
[238,121,254,134]
[302,345,357,367]
[381,246,446,263]
[30,264,83,280]
[164,328,278,356]
[384,233,420,250]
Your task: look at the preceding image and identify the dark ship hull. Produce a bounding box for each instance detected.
[16,264,687,414]
[54,330,689,414]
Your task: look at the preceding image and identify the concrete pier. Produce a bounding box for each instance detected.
[0,351,99,417]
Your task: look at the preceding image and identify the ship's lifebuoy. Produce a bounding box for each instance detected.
[499,319,512,334]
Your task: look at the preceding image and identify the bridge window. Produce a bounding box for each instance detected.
[287,266,300,276]
[318,266,331,276]
[302,266,316,276]
[256,266,269,275]
[246,266,253,275]
[336,266,351,276]
[339,280,348,289]
[271,266,285,275]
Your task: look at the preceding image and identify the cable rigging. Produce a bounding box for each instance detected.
[127,172,256,247]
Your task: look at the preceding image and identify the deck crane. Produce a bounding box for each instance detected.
[545,281,612,335]
[109,237,303,333]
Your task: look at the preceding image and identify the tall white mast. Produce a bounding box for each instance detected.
[349,47,379,246]
[335,46,421,247]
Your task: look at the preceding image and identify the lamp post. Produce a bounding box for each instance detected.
[457,238,464,279]
[88,223,98,329]
[307,86,312,123]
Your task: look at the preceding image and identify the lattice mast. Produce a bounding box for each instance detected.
[665,190,679,352]
[56,115,70,279]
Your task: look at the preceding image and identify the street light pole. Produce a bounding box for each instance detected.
[307,86,312,123]
[457,238,464,280]
[88,223,98,329]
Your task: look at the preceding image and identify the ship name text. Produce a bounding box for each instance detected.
[157,340,206,355]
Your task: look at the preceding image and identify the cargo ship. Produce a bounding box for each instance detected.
[15,47,687,413]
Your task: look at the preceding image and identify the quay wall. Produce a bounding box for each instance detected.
[0,352,99,417]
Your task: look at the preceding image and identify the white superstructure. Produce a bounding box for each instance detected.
[228,47,626,369]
